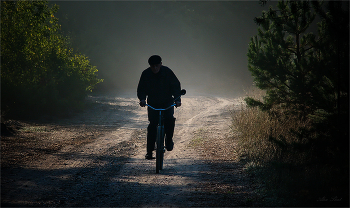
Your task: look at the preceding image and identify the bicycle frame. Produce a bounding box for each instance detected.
[145,90,186,173]
[146,103,176,173]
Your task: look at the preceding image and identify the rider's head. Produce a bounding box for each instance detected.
[148,55,162,65]
[148,55,162,74]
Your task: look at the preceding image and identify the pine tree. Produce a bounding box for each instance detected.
[247,1,318,118]
[247,1,348,121]
[247,0,349,162]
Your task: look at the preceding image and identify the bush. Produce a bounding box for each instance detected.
[1,1,103,119]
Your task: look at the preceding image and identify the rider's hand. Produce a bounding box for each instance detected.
[140,100,146,107]
[175,101,181,107]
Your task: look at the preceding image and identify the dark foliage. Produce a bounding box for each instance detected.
[247,0,349,164]
[1,1,103,119]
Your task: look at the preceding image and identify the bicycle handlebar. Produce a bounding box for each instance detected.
[146,103,176,111]
[144,89,186,111]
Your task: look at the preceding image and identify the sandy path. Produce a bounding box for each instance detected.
[1,93,250,207]
[108,96,236,207]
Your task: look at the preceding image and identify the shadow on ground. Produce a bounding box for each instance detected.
[2,151,259,207]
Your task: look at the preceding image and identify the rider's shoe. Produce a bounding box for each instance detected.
[145,152,155,160]
[165,138,174,151]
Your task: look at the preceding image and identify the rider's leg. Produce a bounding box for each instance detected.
[147,122,157,151]
[164,117,175,151]
[164,107,175,151]
[146,107,158,159]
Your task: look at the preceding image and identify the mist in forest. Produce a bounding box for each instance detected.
[52,1,275,97]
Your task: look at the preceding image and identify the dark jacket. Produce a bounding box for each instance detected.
[137,66,181,108]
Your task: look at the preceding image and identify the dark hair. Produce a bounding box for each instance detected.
[148,55,162,65]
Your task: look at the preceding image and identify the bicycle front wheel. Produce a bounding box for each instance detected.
[156,125,165,173]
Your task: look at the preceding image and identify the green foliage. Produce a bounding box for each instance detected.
[1,1,103,118]
[246,0,348,160]
[248,1,348,117]
[248,1,319,116]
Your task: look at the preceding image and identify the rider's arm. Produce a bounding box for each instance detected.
[137,71,147,102]
[169,69,181,104]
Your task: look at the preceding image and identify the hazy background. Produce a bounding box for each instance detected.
[51,1,276,97]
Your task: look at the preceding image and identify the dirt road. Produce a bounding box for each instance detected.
[1,93,259,207]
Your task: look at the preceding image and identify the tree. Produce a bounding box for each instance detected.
[1,1,103,118]
[308,1,349,161]
[246,0,349,162]
[311,1,349,117]
[247,1,318,117]
[247,1,348,116]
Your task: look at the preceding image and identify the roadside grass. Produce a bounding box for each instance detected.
[19,126,50,133]
[189,129,207,148]
[232,88,349,207]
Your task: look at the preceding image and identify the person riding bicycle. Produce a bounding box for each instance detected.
[137,55,182,160]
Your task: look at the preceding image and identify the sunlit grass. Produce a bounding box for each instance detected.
[233,105,312,165]
[19,126,49,133]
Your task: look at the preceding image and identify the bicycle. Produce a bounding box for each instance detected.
[145,89,186,173]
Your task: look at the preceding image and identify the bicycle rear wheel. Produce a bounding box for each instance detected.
[156,125,165,173]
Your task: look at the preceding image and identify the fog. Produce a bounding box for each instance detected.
[52,1,275,97]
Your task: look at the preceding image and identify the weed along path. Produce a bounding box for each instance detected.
[1,93,260,207]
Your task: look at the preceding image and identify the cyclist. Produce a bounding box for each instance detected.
[137,55,182,160]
